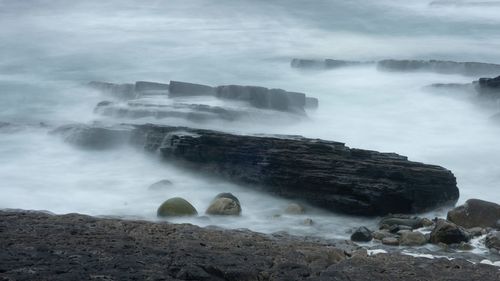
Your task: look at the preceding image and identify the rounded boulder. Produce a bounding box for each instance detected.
[157,197,198,217]
[206,193,241,216]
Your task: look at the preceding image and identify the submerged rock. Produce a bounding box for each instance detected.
[285,203,306,215]
[88,81,136,100]
[447,199,500,229]
[485,231,500,251]
[430,219,470,244]
[351,227,373,242]
[148,179,173,191]
[51,124,132,149]
[157,197,198,217]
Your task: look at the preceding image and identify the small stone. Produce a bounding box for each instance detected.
[458,242,474,251]
[421,218,434,227]
[400,231,427,246]
[148,179,173,191]
[485,231,500,251]
[382,237,399,246]
[206,198,241,216]
[389,225,412,234]
[157,197,198,217]
[285,203,306,215]
[350,227,373,242]
[437,242,449,250]
[372,230,392,241]
[467,227,484,237]
[303,218,314,226]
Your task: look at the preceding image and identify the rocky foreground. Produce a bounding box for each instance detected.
[1,210,499,281]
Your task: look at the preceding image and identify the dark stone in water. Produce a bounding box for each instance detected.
[485,231,500,251]
[430,219,470,245]
[351,227,373,242]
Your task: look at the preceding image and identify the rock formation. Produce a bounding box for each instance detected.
[53,123,460,216]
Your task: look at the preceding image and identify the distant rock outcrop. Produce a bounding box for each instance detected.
[291,58,500,77]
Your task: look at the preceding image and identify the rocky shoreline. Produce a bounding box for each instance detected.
[1,210,499,281]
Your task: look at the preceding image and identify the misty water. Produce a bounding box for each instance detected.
[1,0,500,248]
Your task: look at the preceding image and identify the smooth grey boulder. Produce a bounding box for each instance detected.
[400,231,427,246]
[157,197,198,217]
[447,199,500,229]
[430,219,470,244]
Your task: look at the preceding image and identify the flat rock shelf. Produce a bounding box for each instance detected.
[0,210,498,281]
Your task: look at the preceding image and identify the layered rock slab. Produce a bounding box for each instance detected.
[55,123,459,215]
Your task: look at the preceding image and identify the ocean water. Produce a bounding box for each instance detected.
[1,0,500,242]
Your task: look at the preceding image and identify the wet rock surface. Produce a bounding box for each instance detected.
[430,219,470,244]
[351,227,373,242]
[486,231,500,251]
[447,199,500,229]
[133,124,459,216]
[1,210,499,281]
[53,123,459,216]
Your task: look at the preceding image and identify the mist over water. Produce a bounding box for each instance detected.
[1,0,500,241]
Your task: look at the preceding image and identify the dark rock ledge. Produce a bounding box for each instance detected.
[0,210,498,281]
[53,123,459,216]
[291,58,500,76]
